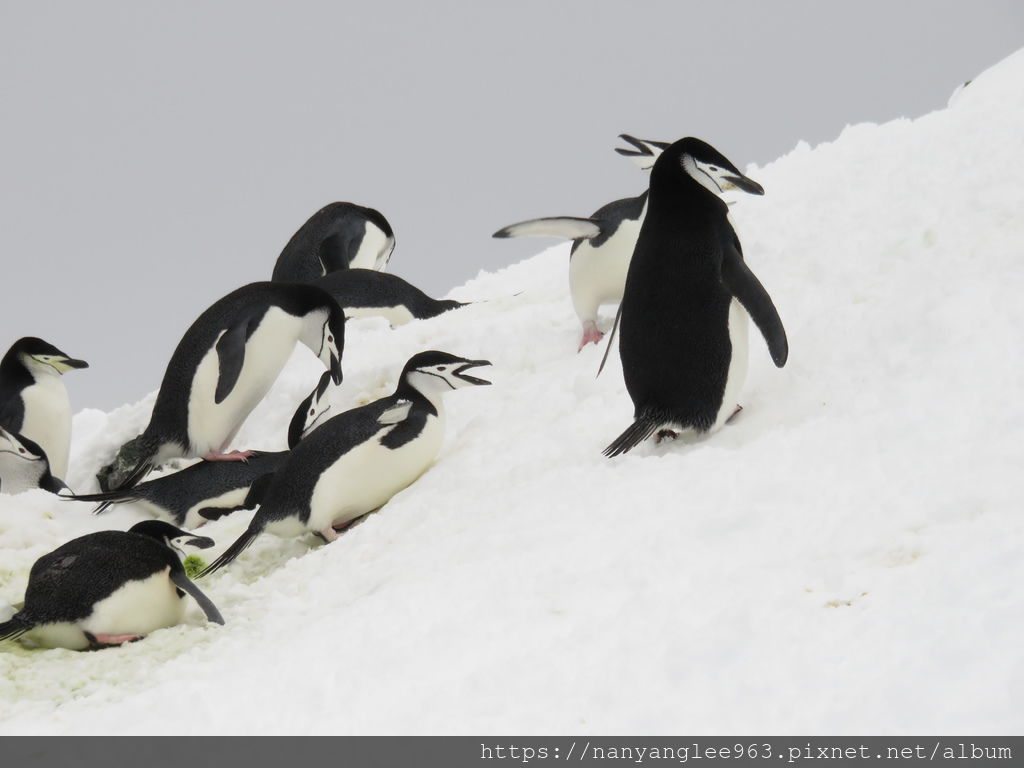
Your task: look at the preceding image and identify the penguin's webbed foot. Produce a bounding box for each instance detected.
[203,450,255,463]
[578,321,604,352]
[654,429,679,444]
[84,631,142,650]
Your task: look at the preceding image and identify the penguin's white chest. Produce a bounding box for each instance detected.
[306,412,445,531]
[714,299,750,431]
[349,225,394,271]
[568,215,644,323]
[188,308,302,455]
[28,567,185,650]
[18,374,72,480]
[344,304,415,327]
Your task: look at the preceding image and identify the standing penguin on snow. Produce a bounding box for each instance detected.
[67,371,337,528]
[0,426,68,495]
[200,351,491,576]
[272,202,395,283]
[0,337,88,482]
[0,520,224,650]
[97,282,345,491]
[492,135,669,351]
[603,137,788,457]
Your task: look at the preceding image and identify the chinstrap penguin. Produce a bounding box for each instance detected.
[603,137,788,457]
[272,202,395,282]
[0,426,68,495]
[311,269,468,327]
[0,336,88,482]
[492,135,670,351]
[200,351,491,577]
[97,282,345,492]
[0,520,224,650]
[67,371,335,528]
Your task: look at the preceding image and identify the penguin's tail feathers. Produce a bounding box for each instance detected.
[0,615,32,643]
[492,217,601,241]
[197,522,263,579]
[603,416,661,458]
[61,488,141,515]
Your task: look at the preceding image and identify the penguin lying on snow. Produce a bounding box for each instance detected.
[0,521,224,650]
[0,426,68,495]
[97,282,345,492]
[492,135,670,351]
[272,202,395,283]
[0,336,88,482]
[604,137,788,457]
[310,269,468,327]
[68,371,335,528]
[200,351,492,577]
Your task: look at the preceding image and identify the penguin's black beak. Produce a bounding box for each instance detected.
[62,358,89,369]
[182,535,215,550]
[329,354,343,386]
[723,174,764,195]
[453,360,492,386]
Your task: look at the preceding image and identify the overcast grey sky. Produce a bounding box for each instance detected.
[2,1,1021,411]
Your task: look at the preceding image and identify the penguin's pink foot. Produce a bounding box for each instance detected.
[203,450,255,463]
[319,526,341,543]
[726,405,744,424]
[654,429,679,444]
[91,633,141,645]
[578,321,604,351]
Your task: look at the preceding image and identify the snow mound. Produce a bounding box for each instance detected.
[2,49,1023,734]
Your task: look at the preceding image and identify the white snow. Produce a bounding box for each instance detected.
[2,49,1023,735]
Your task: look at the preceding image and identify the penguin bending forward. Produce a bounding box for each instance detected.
[200,351,491,576]
[604,137,788,457]
[311,269,468,327]
[0,426,68,495]
[492,135,668,351]
[0,521,224,650]
[97,282,345,491]
[272,202,395,283]
[0,337,88,482]
[68,371,336,528]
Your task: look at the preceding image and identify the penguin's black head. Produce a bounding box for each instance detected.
[130,520,215,554]
[287,370,335,449]
[654,137,764,196]
[4,336,89,375]
[402,351,492,392]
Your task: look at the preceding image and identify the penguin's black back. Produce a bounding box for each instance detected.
[133,451,289,522]
[619,181,734,432]
[18,531,181,625]
[273,203,393,282]
[572,191,648,254]
[147,282,332,448]
[311,269,460,320]
[0,342,37,431]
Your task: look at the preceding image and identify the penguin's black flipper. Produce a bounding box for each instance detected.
[169,569,225,625]
[492,217,601,241]
[242,472,276,509]
[597,305,623,377]
[196,504,249,522]
[198,522,263,578]
[214,321,252,404]
[0,615,32,642]
[603,417,661,457]
[720,246,789,368]
[61,487,139,515]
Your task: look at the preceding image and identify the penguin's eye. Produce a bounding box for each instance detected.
[18,448,25,454]
[309,408,315,416]
[327,335,333,343]
[708,166,719,172]
[437,367,447,372]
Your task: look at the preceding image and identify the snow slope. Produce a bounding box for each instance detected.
[1,49,1023,735]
